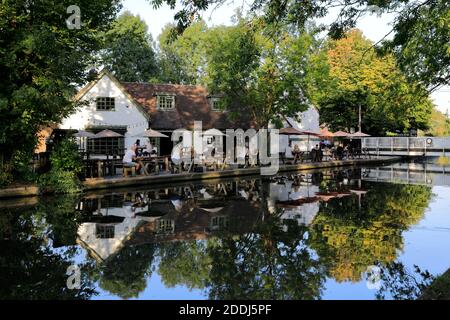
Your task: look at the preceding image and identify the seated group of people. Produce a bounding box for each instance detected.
[122,139,158,173]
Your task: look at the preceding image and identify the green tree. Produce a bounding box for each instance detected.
[421,108,450,136]
[148,0,450,89]
[157,21,211,84]
[315,29,433,135]
[0,0,121,173]
[100,11,158,82]
[207,19,320,127]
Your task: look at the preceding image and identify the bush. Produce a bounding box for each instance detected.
[11,150,37,183]
[38,138,84,194]
[38,169,82,194]
[0,163,13,187]
[50,138,83,174]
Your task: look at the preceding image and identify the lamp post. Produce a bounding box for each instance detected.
[358,104,362,132]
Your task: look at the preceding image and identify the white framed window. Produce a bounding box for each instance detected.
[157,95,175,110]
[96,97,115,111]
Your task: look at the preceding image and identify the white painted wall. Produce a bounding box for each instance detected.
[275,106,321,153]
[60,74,149,149]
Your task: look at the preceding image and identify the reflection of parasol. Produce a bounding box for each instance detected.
[198,207,224,213]
[92,129,123,139]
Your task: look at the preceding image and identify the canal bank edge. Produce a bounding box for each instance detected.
[0,156,402,199]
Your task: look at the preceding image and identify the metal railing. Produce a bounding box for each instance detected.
[362,137,450,156]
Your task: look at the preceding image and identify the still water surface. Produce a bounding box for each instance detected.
[1,163,449,300]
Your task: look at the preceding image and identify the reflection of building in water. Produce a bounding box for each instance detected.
[76,183,262,261]
[268,180,320,226]
[76,175,369,263]
[127,199,260,245]
[77,194,159,262]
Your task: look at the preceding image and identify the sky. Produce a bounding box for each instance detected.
[121,0,449,114]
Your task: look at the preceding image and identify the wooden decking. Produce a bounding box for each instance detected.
[81,156,402,191]
[0,156,402,199]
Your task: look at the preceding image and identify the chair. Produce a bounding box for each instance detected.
[123,164,136,177]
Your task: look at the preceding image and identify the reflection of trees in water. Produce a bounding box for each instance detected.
[157,241,211,290]
[376,262,435,300]
[93,243,156,299]
[205,216,326,299]
[155,214,327,300]
[0,172,439,300]
[0,196,96,299]
[309,183,433,282]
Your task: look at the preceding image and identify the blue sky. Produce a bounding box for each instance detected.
[121,0,449,113]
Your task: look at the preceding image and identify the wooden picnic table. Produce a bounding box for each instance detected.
[136,156,171,175]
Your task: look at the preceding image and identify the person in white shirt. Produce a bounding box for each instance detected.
[122,145,141,172]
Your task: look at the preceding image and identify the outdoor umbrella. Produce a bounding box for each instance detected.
[137,128,169,138]
[349,130,371,138]
[333,130,351,138]
[92,129,123,139]
[203,129,228,137]
[319,127,334,139]
[72,130,95,152]
[300,130,321,151]
[279,127,320,151]
[279,127,304,135]
[72,130,96,138]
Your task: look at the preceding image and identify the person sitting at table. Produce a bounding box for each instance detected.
[142,139,153,156]
[336,144,344,160]
[123,145,141,174]
[133,139,142,156]
[292,144,301,164]
[314,144,323,162]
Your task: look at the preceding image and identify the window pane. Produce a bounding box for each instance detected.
[157,95,174,110]
[96,97,115,110]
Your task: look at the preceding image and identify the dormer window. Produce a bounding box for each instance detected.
[209,97,224,111]
[157,94,175,110]
[96,97,115,111]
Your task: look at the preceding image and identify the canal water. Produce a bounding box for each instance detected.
[1,162,449,300]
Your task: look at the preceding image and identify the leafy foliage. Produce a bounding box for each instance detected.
[0,205,97,299]
[157,21,211,84]
[100,11,158,82]
[49,138,83,174]
[206,18,321,127]
[38,138,83,194]
[147,0,449,89]
[0,0,121,175]
[376,262,435,300]
[95,244,156,299]
[0,163,13,187]
[313,29,433,135]
[38,169,82,194]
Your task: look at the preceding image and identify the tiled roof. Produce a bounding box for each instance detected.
[121,82,253,130]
